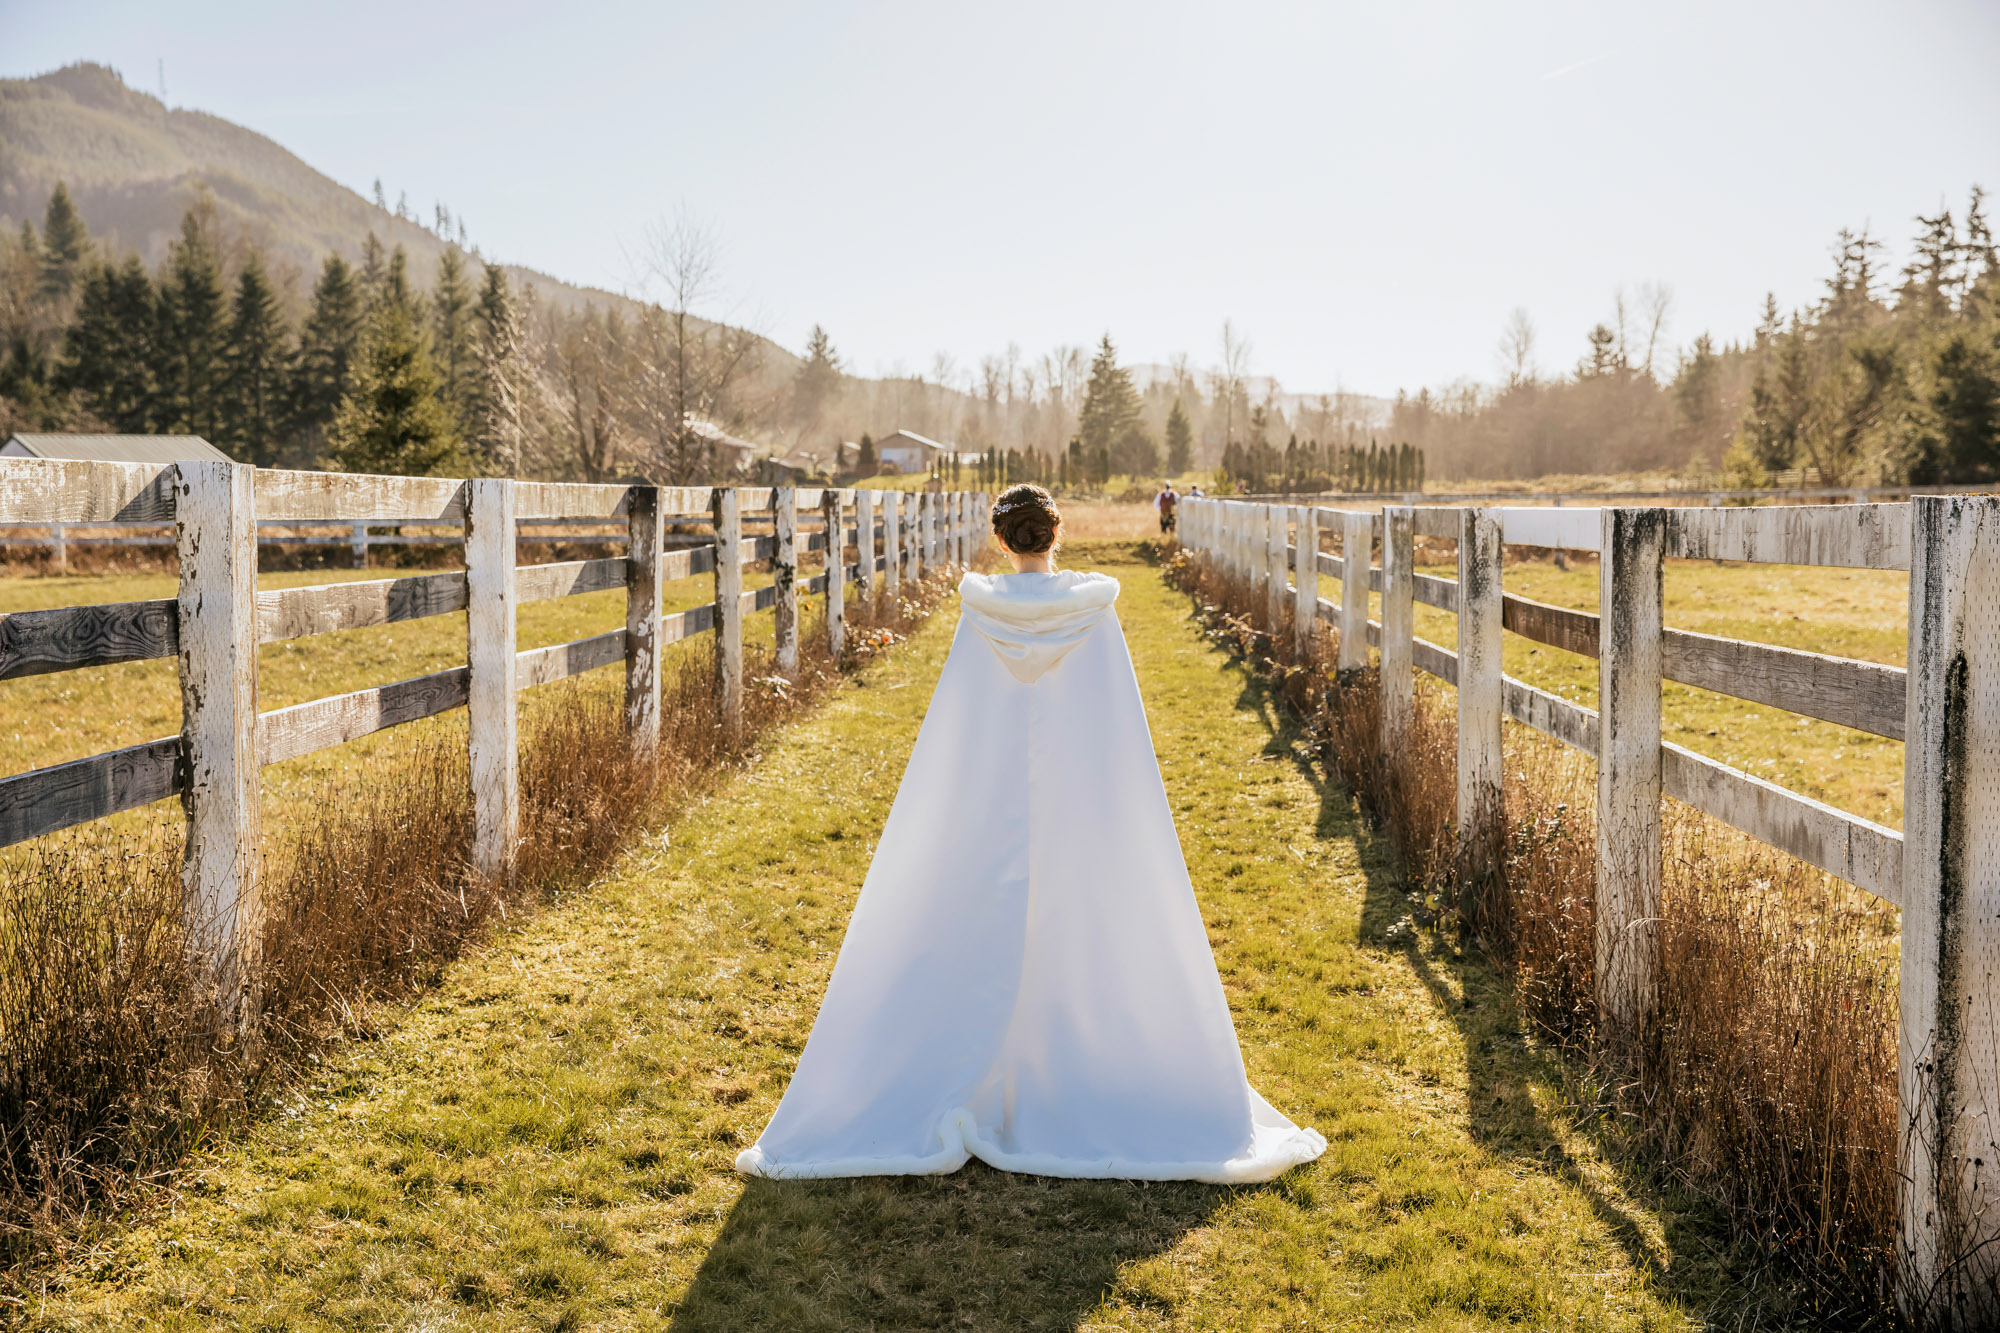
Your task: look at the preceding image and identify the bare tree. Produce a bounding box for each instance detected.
[1211,320,1252,465]
[550,304,625,482]
[630,210,762,482]
[1497,307,1538,388]
[1635,282,1674,380]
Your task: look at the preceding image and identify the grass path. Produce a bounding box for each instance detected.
[36,542,1753,1330]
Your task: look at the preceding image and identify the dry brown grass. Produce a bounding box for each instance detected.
[0,573,960,1282]
[1165,544,1900,1321]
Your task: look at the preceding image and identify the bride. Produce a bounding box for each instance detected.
[736,484,1326,1183]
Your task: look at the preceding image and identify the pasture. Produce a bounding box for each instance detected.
[0,517,1906,833]
[27,543,1758,1331]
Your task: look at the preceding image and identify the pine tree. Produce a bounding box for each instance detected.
[358,232,387,306]
[156,208,229,438]
[793,324,842,432]
[58,255,157,430]
[1077,334,1141,459]
[218,254,290,464]
[328,248,465,476]
[431,248,476,434]
[37,182,90,309]
[857,432,875,472]
[291,254,365,457]
[468,263,525,473]
[1741,315,1813,472]
[1902,325,2000,482]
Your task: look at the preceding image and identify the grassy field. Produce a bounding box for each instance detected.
[0,560,787,832]
[1393,557,1907,827]
[29,541,1772,1330]
[0,508,1910,835]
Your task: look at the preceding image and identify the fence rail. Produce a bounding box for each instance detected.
[0,454,988,1015]
[1238,479,1998,510]
[1181,491,1999,1311]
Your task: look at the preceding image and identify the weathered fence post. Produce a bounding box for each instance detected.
[625,484,663,768]
[822,489,845,658]
[1380,505,1415,753]
[1248,504,1267,601]
[350,520,367,569]
[713,487,743,735]
[909,492,924,583]
[1265,504,1287,636]
[1898,494,2000,1319]
[51,521,67,572]
[854,489,875,605]
[175,460,261,1028]
[466,477,518,881]
[1595,506,1665,1033]
[1456,507,1504,884]
[1293,506,1318,656]
[773,486,799,674]
[884,491,902,601]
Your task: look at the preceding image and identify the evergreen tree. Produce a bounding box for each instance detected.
[431,248,477,435]
[156,209,229,438]
[37,182,91,308]
[218,254,290,464]
[1113,421,1158,478]
[1741,315,1814,472]
[58,255,157,430]
[291,254,365,456]
[1164,398,1192,473]
[792,324,842,432]
[1077,334,1141,460]
[327,248,464,476]
[358,232,387,306]
[857,432,875,472]
[468,263,525,473]
[1902,324,2000,482]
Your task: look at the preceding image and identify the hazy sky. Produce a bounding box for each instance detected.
[6,1,1999,396]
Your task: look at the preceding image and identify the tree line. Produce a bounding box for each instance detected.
[0,184,529,476]
[1387,188,1999,485]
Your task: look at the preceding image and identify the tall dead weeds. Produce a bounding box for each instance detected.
[0,571,959,1281]
[1165,544,1898,1322]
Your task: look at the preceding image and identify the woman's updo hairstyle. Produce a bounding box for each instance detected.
[991,484,1062,555]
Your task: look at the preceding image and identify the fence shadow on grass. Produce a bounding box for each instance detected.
[1214,652,1772,1324]
[670,1168,1230,1332]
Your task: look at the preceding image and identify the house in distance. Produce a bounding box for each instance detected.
[874,430,954,474]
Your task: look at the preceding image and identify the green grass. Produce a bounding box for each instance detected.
[1393,558,1908,827]
[0,561,783,831]
[27,541,1764,1330]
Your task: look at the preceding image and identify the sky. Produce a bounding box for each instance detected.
[5,0,1999,398]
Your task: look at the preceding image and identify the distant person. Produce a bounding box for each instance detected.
[1155,482,1179,534]
[1188,483,1204,498]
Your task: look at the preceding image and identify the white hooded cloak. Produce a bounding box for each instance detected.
[735,569,1327,1183]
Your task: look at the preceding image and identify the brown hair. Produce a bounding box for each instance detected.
[990,484,1061,555]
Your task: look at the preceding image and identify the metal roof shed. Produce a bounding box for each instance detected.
[1,433,234,465]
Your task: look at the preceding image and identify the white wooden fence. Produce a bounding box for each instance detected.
[1182,493,2000,1311]
[0,457,986,1020]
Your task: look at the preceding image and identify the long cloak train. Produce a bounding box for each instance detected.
[735,569,1327,1183]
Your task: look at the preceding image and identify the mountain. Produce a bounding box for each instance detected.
[0,62,801,378]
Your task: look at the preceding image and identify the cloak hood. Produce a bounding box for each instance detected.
[957,570,1120,684]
